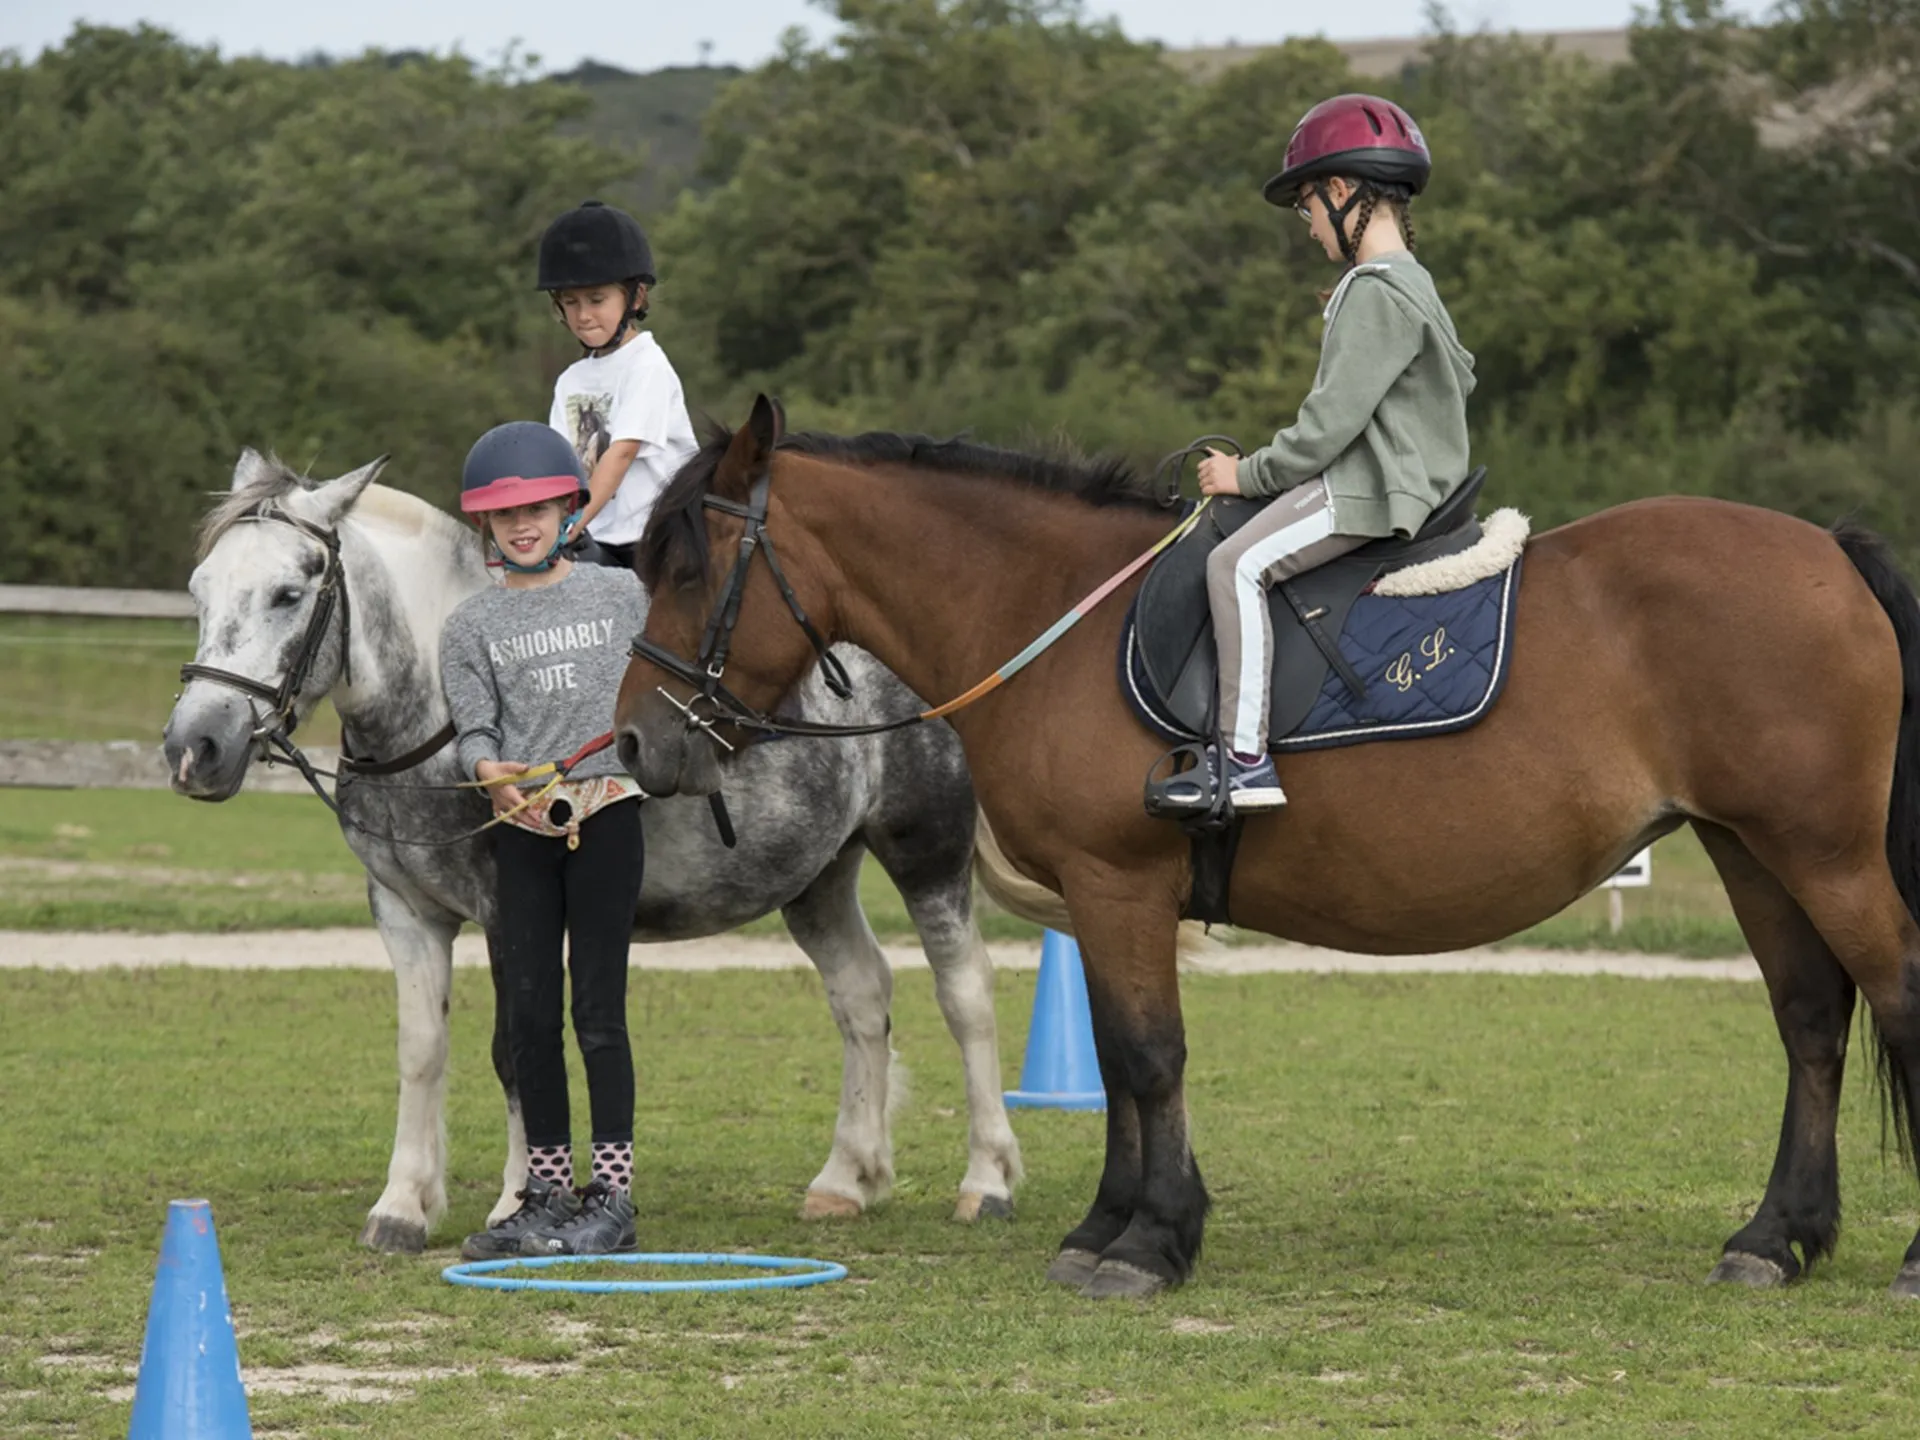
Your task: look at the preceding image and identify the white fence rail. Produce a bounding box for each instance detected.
[0,584,196,620]
[1,740,332,794]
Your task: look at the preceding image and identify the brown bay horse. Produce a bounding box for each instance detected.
[615,396,1920,1300]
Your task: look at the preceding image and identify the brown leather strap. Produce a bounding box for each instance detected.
[338,720,458,777]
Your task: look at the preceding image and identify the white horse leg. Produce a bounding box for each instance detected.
[489,1097,529,1227]
[912,896,1023,1221]
[359,881,457,1253]
[782,843,897,1218]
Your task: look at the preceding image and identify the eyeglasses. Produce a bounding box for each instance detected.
[1294,192,1316,222]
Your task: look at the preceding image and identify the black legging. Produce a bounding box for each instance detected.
[493,801,644,1149]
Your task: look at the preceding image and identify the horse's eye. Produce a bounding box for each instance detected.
[270,587,303,609]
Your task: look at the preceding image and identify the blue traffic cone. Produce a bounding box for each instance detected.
[128,1200,253,1440]
[1005,930,1106,1111]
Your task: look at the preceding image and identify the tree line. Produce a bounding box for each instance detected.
[0,0,1914,588]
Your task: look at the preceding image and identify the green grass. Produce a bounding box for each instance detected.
[0,614,341,743]
[3,966,1917,1436]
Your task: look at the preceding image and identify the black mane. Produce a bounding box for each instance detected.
[639,426,1165,590]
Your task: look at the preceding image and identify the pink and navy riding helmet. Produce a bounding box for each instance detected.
[460,422,590,515]
[1261,94,1432,206]
[460,423,591,573]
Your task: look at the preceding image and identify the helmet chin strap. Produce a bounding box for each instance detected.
[490,510,585,574]
[1314,179,1366,267]
[583,281,650,358]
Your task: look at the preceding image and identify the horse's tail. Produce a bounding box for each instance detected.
[1834,523,1920,1162]
[971,807,1217,961]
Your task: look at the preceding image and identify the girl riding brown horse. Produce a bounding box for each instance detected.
[614,393,1920,1302]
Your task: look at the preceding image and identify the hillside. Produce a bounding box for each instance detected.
[555,31,1638,217]
[549,61,739,218]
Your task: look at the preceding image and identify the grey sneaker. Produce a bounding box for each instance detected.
[519,1178,636,1256]
[461,1174,582,1260]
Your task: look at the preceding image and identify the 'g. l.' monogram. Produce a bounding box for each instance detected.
[1386,625,1459,693]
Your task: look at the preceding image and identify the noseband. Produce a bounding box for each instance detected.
[180,509,351,746]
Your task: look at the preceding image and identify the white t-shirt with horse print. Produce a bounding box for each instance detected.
[548,332,699,548]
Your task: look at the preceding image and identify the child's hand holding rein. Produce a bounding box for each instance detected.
[476,759,530,814]
[1197,449,1243,497]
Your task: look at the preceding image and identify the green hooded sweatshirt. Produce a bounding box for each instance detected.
[1235,251,1475,539]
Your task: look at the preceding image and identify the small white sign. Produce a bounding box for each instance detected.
[1603,847,1654,889]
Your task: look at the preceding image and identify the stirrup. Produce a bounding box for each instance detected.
[1143,742,1235,832]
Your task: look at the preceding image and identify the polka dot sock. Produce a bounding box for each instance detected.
[527,1144,572,1191]
[592,1141,634,1196]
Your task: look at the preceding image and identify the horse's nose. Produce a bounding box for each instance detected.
[164,729,223,792]
[616,725,643,778]
[617,722,677,795]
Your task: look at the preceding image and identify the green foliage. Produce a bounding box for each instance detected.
[3,1,1917,588]
[0,26,629,587]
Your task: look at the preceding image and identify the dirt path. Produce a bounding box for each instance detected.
[0,928,1760,981]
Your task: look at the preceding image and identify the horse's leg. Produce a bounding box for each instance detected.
[359,880,457,1253]
[1058,883,1206,1298]
[867,818,1022,1223]
[782,840,897,1218]
[484,927,531,1227]
[1695,823,1853,1287]
[1735,827,1920,1295]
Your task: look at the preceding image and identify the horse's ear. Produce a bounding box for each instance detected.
[311,456,389,525]
[713,394,784,502]
[231,448,276,493]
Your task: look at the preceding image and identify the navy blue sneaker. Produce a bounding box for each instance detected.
[1225,751,1288,811]
[1156,746,1288,814]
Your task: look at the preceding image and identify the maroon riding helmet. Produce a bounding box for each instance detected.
[1261,94,1432,207]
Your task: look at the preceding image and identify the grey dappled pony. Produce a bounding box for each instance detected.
[162,453,1021,1251]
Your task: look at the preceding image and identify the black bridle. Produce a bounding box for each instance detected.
[627,472,916,746]
[179,508,457,809]
[180,510,352,748]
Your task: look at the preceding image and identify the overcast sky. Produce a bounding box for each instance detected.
[2,0,1762,73]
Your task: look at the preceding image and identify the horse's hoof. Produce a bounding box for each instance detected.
[801,1190,864,1221]
[359,1213,428,1254]
[1706,1251,1790,1288]
[953,1191,1014,1224]
[1888,1262,1920,1299]
[1045,1247,1102,1288]
[1079,1259,1173,1300]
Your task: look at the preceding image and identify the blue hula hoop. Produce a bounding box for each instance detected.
[440,1251,849,1295]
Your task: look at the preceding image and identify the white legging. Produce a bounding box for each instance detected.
[1203,480,1368,755]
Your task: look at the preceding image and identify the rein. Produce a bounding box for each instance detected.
[630,440,1232,744]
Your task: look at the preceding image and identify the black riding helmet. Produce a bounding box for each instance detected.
[537,200,656,354]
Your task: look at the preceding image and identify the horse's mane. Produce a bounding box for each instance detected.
[640,426,1165,589]
[196,454,467,560]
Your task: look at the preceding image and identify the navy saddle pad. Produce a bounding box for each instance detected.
[1120,468,1523,753]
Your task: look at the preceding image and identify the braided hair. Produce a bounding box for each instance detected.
[1335,181,1416,265]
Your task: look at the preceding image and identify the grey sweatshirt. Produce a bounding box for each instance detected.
[440,563,650,782]
[1236,250,1476,538]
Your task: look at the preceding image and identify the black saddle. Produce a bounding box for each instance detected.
[1128,467,1490,743]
